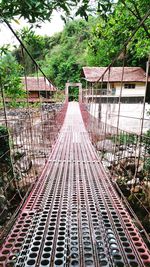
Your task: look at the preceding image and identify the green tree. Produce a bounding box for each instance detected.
[87,0,150,67]
[41,18,94,89]
[0,0,113,23]
[0,49,25,106]
[0,125,12,186]
[13,27,48,74]
[8,1,150,92]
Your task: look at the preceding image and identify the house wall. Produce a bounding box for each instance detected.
[89,102,150,134]
[111,82,146,97]
[88,82,146,97]
[29,91,55,99]
[29,92,39,98]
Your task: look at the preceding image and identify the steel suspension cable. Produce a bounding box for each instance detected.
[4,19,56,90]
[102,68,111,154]
[116,49,126,136]
[133,56,150,183]
[21,46,37,181]
[0,64,23,199]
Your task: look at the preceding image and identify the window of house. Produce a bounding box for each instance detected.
[100,82,107,89]
[124,83,135,89]
[40,91,52,98]
[40,91,47,98]
[112,88,116,95]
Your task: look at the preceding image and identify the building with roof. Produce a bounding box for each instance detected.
[22,77,56,102]
[82,67,150,100]
[82,67,150,133]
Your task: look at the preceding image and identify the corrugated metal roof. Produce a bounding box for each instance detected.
[82,67,149,82]
[22,77,56,91]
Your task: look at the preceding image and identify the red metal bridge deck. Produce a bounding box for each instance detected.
[0,102,150,267]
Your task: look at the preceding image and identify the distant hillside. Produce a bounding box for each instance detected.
[41,18,95,89]
[13,0,150,90]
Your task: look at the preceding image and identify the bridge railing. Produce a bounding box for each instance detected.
[80,100,150,236]
[80,25,150,235]
[0,21,67,240]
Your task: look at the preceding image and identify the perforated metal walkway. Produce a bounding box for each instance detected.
[0,102,150,267]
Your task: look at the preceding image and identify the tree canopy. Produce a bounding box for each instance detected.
[1,0,150,92]
[87,0,150,67]
[41,19,92,88]
[11,0,150,90]
[0,50,25,106]
[13,27,48,74]
[0,0,113,23]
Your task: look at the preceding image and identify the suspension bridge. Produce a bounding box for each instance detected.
[0,101,149,267]
[0,16,150,267]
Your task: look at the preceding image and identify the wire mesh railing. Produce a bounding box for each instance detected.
[80,11,150,239]
[80,101,150,240]
[0,21,67,240]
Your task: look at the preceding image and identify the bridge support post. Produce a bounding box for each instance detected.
[65,82,82,102]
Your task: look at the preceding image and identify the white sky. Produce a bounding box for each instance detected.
[0,11,64,46]
[0,0,98,47]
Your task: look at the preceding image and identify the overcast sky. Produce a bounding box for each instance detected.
[0,11,64,47]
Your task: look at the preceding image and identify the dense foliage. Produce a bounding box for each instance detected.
[10,0,150,90]
[0,125,12,187]
[0,50,25,106]
[14,27,49,74]
[1,0,149,91]
[88,0,150,67]
[0,0,113,23]
[0,126,10,166]
[13,20,92,88]
[41,19,92,89]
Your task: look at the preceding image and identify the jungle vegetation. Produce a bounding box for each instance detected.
[10,0,150,90]
[0,0,149,92]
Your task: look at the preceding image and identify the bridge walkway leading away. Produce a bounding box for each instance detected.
[0,102,150,267]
